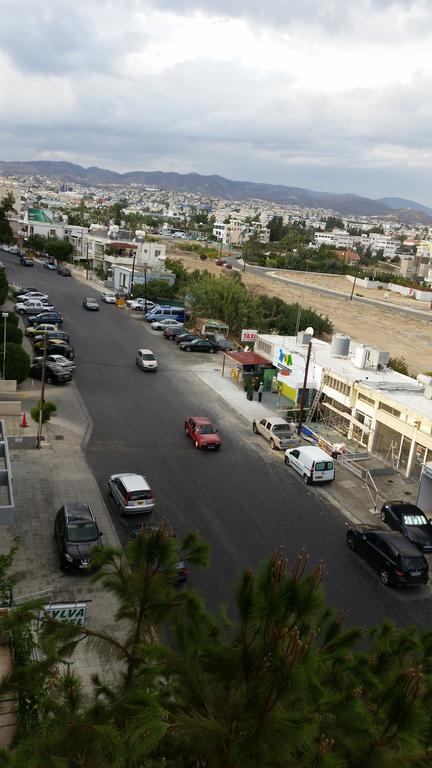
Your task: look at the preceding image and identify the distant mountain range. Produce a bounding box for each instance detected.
[1,160,431,222]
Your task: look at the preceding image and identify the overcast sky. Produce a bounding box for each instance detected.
[1,0,432,204]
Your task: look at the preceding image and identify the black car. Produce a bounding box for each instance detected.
[130,525,189,584]
[28,311,63,326]
[179,338,219,354]
[380,501,432,553]
[54,502,103,572]
[346,526,429,586]
[33,330,71,345]
[175,332,198,345]
[82,297,100,311]
[33,339,74,359]
[163,326,185,340]
[30,360,73,384]
[57,266,71,276]
[12,285,37,297]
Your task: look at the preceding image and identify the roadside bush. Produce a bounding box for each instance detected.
[0,270,8,306]
[30,400,57,424]
[0,343,30,383]
[4,321,22,345]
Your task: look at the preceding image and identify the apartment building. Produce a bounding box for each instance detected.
[85,227,166,273]
[254,332,432,479]
[212,220,270,245]
[314,230,357,249]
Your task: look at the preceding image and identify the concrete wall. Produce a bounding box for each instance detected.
[0,382,17,394]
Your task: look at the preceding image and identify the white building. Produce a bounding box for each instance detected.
[254,332,432,479]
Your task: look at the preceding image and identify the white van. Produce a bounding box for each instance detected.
[284,445,335,484]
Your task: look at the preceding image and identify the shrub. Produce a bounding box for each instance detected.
[30,400,57,424]
[0,343,30,383]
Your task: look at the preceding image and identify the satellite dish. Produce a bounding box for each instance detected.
[305,326,314,336]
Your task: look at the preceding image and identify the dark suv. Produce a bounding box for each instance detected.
[28,311,63,326]
[54,502,103,572]
[346,526,429,586]
[380,501,432,553]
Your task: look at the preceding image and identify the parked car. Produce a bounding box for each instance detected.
[151,318,184,331]
[17,291,48,302]
[100,292,116,304]
[12,285,37,297]
[175,332,198,345]
[179,338,219,354]
[184,416,221,451]
[380,501,432,553]
[253,416,300,451]
[207,333,237,352]
[57,266,71,276]
[129,524,189,584]
[346,526,429,587]
[127,298,159,312]
[26,323,59,338]
[27,311,63,326]
[54,502,103,572]
[15,301,55,315]
[215,259,226,266]
[285,446,335,484]
[82,297,100,311]
[34,339,75,359]
[44,261,57,270]
[224,263,233,270]
[20,256,34,267]
[33,330,71,345]
[34,354,75,371]
[108,473,155,515]
[163,326,185,340]
[136,349,158,371]
[30,360,73,385]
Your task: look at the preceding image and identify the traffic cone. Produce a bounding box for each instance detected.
[20,412,28,428]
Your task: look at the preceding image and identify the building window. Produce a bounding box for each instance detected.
[378,402,401,418]
[358,393,374,406]
[155,250,161,257]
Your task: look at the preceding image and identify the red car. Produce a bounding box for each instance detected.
[184,416,221,451]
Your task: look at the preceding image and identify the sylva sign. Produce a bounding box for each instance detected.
[42,602,87,626]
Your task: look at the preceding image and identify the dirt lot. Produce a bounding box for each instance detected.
[169,250,432,376]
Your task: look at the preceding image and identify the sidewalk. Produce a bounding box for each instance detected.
[0,384,123,691]
[193,359,420,525]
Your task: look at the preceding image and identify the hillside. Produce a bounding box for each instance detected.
[0,160,430,221]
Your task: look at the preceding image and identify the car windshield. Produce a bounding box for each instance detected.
[403,514,428,526]
[141,354,155,360]
[66,522,98,542]
[402,556,426,570]
[196,424,215,434]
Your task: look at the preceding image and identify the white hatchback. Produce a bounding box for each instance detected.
[136,349,158,371]
[151,318,183,331]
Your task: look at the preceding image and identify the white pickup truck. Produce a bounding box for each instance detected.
[252,416,301,450]
[15,299,55,315]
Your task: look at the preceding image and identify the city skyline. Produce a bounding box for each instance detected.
[1,1,432,204]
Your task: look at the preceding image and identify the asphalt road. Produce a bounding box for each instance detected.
[6,254,432,631]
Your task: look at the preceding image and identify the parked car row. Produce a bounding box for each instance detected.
[12,286,77,383]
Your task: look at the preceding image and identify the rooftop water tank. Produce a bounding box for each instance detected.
[331,334,350,358]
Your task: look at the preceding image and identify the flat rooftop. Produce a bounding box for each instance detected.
[259,334,432,421]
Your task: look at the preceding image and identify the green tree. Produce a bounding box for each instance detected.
[388,356,409,375]
[325,215,344,231]
[26,234,47,252]
[268,215,284,242]
[0,192,16,244]
[0,343,30,383]
[189,273,263,333]
[44,239,74,263]
[0,269,9,305]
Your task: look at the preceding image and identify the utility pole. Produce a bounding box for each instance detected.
[297,330,314,436]
[85,241,89,281]
[2,312,8,380]
[350,262,360,301]
[130,254,136,298]
[36,334,48,449]
[144,266,148,314]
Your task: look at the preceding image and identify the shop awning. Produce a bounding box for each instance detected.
[226,351,271,366]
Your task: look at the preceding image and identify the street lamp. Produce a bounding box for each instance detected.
[36,333,48,450]
[2,312,8,380]
[297,327,314,436]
